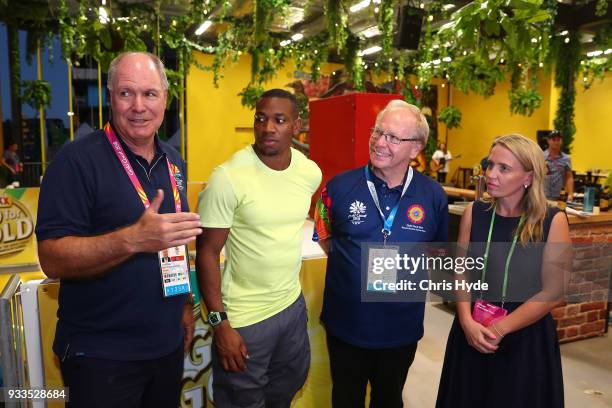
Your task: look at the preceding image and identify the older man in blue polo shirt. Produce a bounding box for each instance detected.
[314,100,448,407]
[35,52,202,407]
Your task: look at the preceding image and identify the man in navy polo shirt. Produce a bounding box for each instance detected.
[35,52,202,407]
[314,100,448,407]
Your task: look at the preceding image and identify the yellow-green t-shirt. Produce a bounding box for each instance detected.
[198,145,322,327]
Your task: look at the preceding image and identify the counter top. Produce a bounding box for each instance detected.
[446,196,612,225]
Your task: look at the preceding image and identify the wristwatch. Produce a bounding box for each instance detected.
[207,310,228,327]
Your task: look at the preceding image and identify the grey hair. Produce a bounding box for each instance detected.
[375,99,430,144]
[107,51,169,91]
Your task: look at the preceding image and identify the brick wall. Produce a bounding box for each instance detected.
[553,221,611,343]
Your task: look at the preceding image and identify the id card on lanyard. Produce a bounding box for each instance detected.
[104,123,192,298]
[364,165,413,292]
[471,209,524,325]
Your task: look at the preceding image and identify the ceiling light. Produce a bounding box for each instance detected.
[442,56,452,62]
[433,59,441,65]
[195,20,212,35]
[291,33,304,42]
[280,39,291,47]
[359,46,382,56]
[442,4,456,10]
[350,0,371,13]
[559,30,568,36]
[564,37,570,43]
[605,48,612,55]
[586,50,603,57]
[99,7,109,24]
[359,26,381,38]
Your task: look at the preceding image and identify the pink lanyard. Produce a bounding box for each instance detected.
[103,123,182,213]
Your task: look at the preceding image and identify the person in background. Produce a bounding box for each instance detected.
[2,142,23,185]
[35,52,201,407]
[543,130,574,201]
[436,134,570,408]
[196,88,321,407]
[410,150,428,173]
[314,100,448,407]
[432,142,452,183]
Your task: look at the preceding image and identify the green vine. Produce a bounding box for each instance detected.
[439,106,462,129]
[21,79,52,110]
[553,31,581,154]
[595,0,608,16]
[379,0,395,60]
[325,0,348,51]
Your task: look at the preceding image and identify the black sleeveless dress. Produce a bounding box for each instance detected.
[436,201,564,408]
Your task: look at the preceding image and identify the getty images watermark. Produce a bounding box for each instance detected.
[360,242,611,303]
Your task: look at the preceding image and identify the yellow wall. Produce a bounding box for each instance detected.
[572,72,612,171]
[444,76,552,177]
[186,53,342,182]
[187,58,610,183]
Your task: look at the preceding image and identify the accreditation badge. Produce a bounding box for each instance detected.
[367,246,399,293]
[159,245,192,297]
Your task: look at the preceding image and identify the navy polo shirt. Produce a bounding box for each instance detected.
[35,126,189,361]
[315,166,448,348]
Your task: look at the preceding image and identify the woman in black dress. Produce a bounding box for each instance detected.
[436,134,571,408]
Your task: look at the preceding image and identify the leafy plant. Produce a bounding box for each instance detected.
[21,79,52,110]
[438,106,462,129]
[238,83,265,109]
[553,31,581,154]
[508,87,542,116]
[325,0,348,51]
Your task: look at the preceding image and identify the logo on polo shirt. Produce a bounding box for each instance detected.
[349,200,367,225]
[407,204,425,224]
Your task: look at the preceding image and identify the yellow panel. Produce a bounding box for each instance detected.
[37,281,64,408]
[0,188,41,267]
[186,53,342,183]
[572,72,612,171]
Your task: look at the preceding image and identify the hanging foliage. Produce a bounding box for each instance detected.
[553,31,581,154]
[434,0,553,98]
[325,0,348,51]
[438,106,462,129]
[378,0,395,60]
[21,79,52,110]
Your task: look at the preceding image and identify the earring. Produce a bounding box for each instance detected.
[524,184,529,189]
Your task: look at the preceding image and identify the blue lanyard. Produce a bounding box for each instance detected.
[364,165,413,242]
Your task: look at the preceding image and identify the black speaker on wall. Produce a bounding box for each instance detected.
[394,6,424,50]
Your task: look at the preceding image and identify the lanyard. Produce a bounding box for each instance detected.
[364,165,413,243]
[103,123,182,213]
[480,209,524,306]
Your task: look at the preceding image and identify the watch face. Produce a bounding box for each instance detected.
[209,312,220,326]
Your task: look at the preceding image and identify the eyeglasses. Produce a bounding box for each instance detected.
[370,127,421,145]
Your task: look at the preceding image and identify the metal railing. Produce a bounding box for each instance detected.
[0,274,27,408]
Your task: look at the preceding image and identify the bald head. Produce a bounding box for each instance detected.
[107,52,169,92]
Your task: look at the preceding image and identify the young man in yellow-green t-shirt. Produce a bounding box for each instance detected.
[196,89,321,407]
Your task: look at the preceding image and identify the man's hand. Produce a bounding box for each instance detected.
[214,322,249,372]
[182,303,195,353]
[127,189,202,253]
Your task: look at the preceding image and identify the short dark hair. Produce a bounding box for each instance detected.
[257,88,299,118]
[547,130,562,138]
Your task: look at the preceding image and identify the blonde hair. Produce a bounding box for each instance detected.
[487,133,549,243]
[375,100,430,144]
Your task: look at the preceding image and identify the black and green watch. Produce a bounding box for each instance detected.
[207,310,228,327]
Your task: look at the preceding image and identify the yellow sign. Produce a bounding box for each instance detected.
[0,188,40,266]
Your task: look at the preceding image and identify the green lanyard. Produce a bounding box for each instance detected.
[480,209,525,306]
